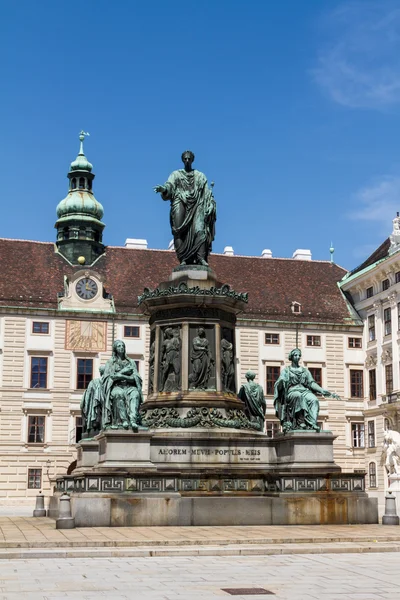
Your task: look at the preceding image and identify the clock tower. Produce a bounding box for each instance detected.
[55,132,105,265]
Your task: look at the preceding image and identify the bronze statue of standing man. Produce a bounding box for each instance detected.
[154,151,216,266]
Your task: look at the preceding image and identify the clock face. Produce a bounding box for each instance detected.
[75,277,98,300]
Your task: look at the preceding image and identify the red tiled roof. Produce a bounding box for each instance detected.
[0,239,351,324]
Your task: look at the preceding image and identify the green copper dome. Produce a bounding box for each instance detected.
[56,191,104,221]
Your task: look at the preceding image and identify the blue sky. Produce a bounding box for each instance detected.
[1,0,400,270]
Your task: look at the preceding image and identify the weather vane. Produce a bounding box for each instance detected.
[79,131,90,155]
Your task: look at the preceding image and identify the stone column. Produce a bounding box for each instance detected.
[215,323,221,392]
[181,322,189,392]
[153,325,161,393]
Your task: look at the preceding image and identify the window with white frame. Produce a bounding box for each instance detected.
[366,286,374,298]
[306,335,321,347]
[382,279,390,291]
[266,366,280,395]
[27,415,45,444]
[368,420,375,448]
[385,364,393,395]
[265,333,279,345]
[32,321,49,334]
[124,326,140,338]
[75,416,83,443]
[369,369,376,401]
[368,315,375,341]
[348,337,362,349]
[350,369,363,398]
[308,367,322,387]
[351,422,365,448]
[30,357,48,389]
[368,462,377,488]
[384,307,392,336]
[265,421,280,438]
[27,468,42,489]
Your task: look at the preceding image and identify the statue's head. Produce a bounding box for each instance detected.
[197,326,205,336]
[164,327,173,338]
[181,150,195,170]
[288,348,301,362]
[245,370,256,381]
[113,339,126,358]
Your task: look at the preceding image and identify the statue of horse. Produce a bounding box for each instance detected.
[382,429,400,475]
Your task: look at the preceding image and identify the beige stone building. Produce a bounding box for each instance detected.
[0,139,367,508]
[340,214,400,516]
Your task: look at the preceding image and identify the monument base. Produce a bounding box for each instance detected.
[49,430,378,526]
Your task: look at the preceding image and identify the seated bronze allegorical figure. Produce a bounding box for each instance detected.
[274,348,340,434]
[102,339,146,432]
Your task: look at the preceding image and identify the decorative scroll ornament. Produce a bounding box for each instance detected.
[139,406,262,431]
[388,292,398,307]
[138,282,248,305]
[365,354,377,369]
[381,348,392,365]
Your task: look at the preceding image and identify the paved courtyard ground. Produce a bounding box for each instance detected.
[0,552,399,599]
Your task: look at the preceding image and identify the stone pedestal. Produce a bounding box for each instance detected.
[49,266,378,527]
[388,474,400,516]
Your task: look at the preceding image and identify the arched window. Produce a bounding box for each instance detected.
[384,417,390,430]
[88,179,92,190]
[79,177,85,189]
[369,462,377,488]
[64,229,69,240]
[71,178,77,189]
[94,231,100,243]
[79,227,86,239]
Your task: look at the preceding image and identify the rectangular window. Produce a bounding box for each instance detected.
[75,416,83,443]
[308,367,322,387]
[368,421,375,448]
[369,369,376,401]
[351,423,365,448]
[350,369,363,398]
[28,416,45,444]
[385,364,393,395]
[369,462,377,488]
[306,335,321,347]
[76,358,93,389]
[266,366,280,395]
[348,337,362,349]
[32,322,49,334]
[384,307,392,335]
[124,326,140,338]
[265,421,280,438]
[396,271,400,284]
[368,315,375,341]
[30,357,48,389]
[366,286,374,298]
[382,279,390,291]
[265,333,279,345]
[27,468,42,489]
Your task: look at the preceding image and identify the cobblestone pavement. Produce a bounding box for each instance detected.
[0,552,399,600]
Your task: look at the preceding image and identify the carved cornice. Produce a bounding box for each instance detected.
[138,283,249,306]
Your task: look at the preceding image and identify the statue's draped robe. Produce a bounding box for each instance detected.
[238,382,266,422]
[102,357,143,428]
[221,338,235,391]
[274,366,319,430]
[162,336,181,391]
[161,169,216,264]
[80,377,104,435]
[189,336,211,389]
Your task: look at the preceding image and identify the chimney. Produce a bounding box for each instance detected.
[223,246,234,256]
[292,249,312,261]
[125,238,148,250]
[261,249,272,258]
